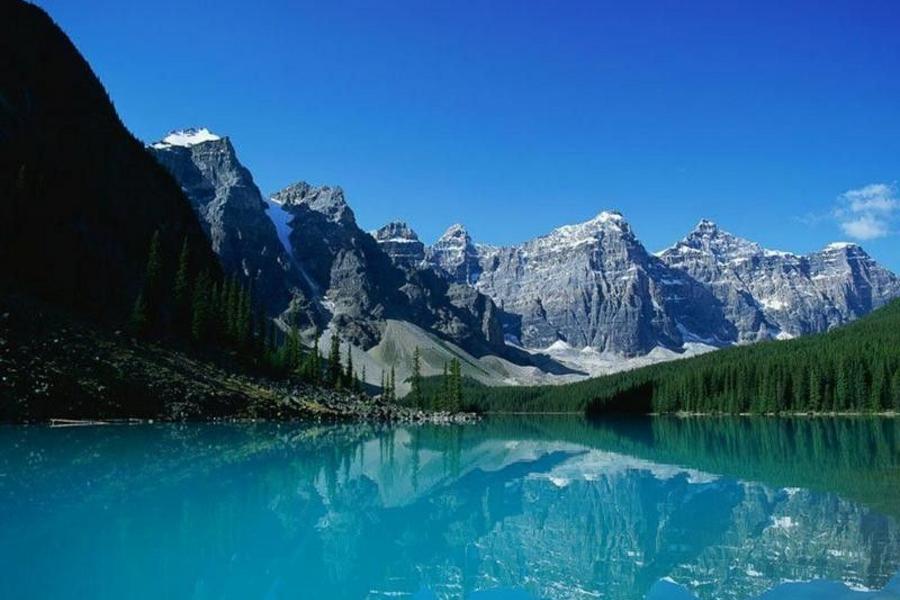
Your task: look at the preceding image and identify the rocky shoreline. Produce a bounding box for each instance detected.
[0,296,478,425]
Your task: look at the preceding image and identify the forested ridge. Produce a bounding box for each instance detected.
[440,299,900,414]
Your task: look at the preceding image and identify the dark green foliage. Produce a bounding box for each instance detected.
[410,347,423,405]
[141,231,164,331]
[128,231,163,337]
[387,367,397,402]
[306,329,322,385]
[172,239,192,335]
[892,369,900,410]
[449,358,462,411]
[328,334,342,389]
[344,345,355,391]
[190,271,215,344]
[129,291,149,337]
[430,300,900,415]
[407,358,467,412]
[442,363,450,408]
[237,285,252,348]
[283,326,302,372]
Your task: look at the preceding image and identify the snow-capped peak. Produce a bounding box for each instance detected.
[439,224,470,242]
[656,220,765,262]
[595,210,625,223]
[550,211,628,240]
[151,127,221,149]
[823,242,860,252]
[694,219,719,233]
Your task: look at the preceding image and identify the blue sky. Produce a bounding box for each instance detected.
[36,0,900,270]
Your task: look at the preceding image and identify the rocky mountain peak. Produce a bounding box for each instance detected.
[373,221,420,242]
[438,223,471,243]
[665,221,764,263]
[271,182,354,225]
[821,241,862,254]
[693,218,719,234]
[373,222,425,269]
[428,224,481,284]
[148,129,303,315]
[534,211,637,254]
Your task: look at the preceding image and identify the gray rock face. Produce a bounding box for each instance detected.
[272,182,401,346]
[435,212,733,356]
[426,224,483,284]
[149,129,301,314]
[427,213,899,356]
[272,182,507,355]
[658,220,900,340]
[372,221,425,269]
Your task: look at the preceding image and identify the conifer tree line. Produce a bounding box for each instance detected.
[406,349,465,411]
[587,301,900,415]
[381,366,397,402]
[127,230,365,392]
[441,299,900,415]
[130,231,266,359]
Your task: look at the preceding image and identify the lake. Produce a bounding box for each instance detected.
[1,417,899,599]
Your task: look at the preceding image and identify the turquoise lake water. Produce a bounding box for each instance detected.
[1,417,899,599]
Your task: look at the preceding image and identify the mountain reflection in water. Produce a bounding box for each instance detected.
[0,416,898,600]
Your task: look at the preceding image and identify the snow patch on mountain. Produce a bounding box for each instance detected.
[151,127,221,149]
[535,338,717,378]
[265,197,294,258]
[824,242,860,251]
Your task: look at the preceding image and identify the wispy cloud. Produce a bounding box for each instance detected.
[834,183,898,241]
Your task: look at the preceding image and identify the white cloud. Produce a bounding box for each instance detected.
[834,183,897,241]
[841,215,890,240]
[843,183,898,213]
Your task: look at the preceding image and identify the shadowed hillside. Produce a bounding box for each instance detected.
[0,0,218,322]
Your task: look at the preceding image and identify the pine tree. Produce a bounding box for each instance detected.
[311,329,322,384]
[809,365,822,412]
[868,363,884,412]
[284,326,300,372]
[360,365,367,395]
[835,359,849,411]
[143,230,163,330]
[328,333,342,388]
[237,285,252,349]
[441,362,450,410]
[411,346,423,406]
[891,368,900,411]
[267,320,279,356]
[224,277,238,341]
[129,291,149,337]
[259,311,269,355]
[388,367,396,402]
[254,308,266,357]
[448,358,462,411]
[345,345,354,391]
[191,271,213,343]
[209,282,222,342]
[131,230,163,336]
[172,238,191,336]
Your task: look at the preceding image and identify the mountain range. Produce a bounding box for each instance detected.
[2,0,897,401]
[146,127,899,387]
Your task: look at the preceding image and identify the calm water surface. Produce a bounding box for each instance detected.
[1,416,899,600]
